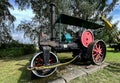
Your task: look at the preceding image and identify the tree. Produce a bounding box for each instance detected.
[95,0,119,43]
[15,0,72,46]
[71,0,119,43]
[15,0,119,45]
[0,0,15,43]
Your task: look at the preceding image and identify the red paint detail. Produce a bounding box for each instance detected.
[92,43,103,62]
[81,30,94,47]
[35,57,43,67]
[35,55,55,67]
[49,59,54,64]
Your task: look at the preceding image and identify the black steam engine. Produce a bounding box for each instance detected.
[28,3,106,77]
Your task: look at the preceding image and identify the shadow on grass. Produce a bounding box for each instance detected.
[17,57,60,83]
[17,64,61,83]
[17,62,32,83]
[0,54,33,83]
[16,55,92,83]
[31,72,59,83]
[106,62,120,72]
[17,63,59,83]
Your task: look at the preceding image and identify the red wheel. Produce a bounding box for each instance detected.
[87,40,106,65]
[81,30,94,47]
[30,52,58,77]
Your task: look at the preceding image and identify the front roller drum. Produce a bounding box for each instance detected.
[88,40,106,65]
[30,52,58,77]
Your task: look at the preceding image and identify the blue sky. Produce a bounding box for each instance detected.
[10,8,35,43]
[9,0,35,43]
[8,0,120,43]
[109,0,120,25]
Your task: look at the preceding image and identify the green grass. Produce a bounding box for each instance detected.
[69,48,120,83]
[0,48,120,83]
[0,55,33,83]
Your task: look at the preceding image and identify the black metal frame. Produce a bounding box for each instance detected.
[29,2,107,77]
[40,2,105,66]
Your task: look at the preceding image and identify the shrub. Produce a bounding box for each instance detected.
[0,43,36,58]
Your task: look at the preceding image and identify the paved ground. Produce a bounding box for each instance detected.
[31,62,109,83]
[49,63,109,83]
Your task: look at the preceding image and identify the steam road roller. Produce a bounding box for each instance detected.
[27,3,106,77]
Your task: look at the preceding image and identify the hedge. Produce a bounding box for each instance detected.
[0,43,36,58]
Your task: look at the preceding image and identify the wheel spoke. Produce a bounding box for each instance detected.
[93,48,98,53]
[31,52,58,77]
[89,41,106,65]
[95,45,102,61]
[95,54,102,62]
[35,57,43,67]
[98,44,101,49]
[49,59,54,64]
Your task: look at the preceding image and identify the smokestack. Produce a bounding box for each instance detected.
[50,3,56,40]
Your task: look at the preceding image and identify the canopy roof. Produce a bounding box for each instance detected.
[55,14,104,29]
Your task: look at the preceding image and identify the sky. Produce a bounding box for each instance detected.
[9,0,35,43]
[8,0,120,43]
[10,8,35,43]
[108,0,120,25]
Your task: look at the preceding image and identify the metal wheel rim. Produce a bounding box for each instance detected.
[31,52,58,77]
[92,40,106,65]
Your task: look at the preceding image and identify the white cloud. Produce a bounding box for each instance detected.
[9,0,120,43]
[12,32,22,41]
[9,7,35,43]
[109,1,120,30]
[9,8,35,25]
[12,32,31,44]
[111,17,120,31]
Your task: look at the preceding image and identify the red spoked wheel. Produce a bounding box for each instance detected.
[87,40,106,65]
[81,30,94,47]
[30,52,58,77]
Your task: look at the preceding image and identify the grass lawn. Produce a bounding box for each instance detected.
[70,48,120,83]
[0,48,120,83]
